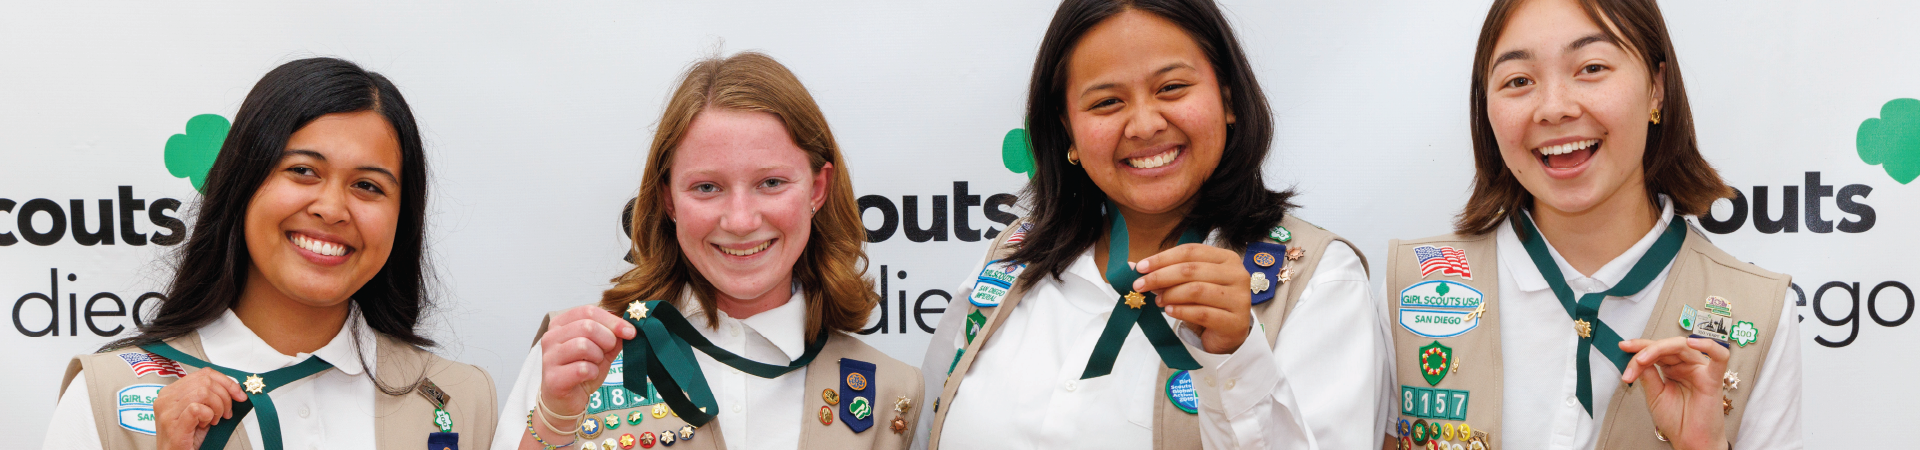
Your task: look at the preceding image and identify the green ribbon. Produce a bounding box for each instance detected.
[621,300,827,426]
[1512,210,1686,414]
[1081,201,1204,379]
[139,342,336,450]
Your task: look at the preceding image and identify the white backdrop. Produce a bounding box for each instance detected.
[4,1,1916,448]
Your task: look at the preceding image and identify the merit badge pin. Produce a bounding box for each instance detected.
[1729,320,1759,347]
[434,409,454,433]
[627,301,650,320]
[1442,423,1455,441]
[1124,291,1147,309]
[605,413,621,430]
[818,406,834,425]
[1286,246,1305,261]
[1678,304,1698,331]
[1692,313,1732,342]
[1723,371,1742,391]
[1573,319,1592,338]
[890,417,909,434]
[658,429,675,447]
[115,384,163,435]
[119,352,185,378]
[1411,419,1430,444]
[823,388,840,405]
[1244,242,1288,305]
[651,403,668,419]
[639,431,657,448]
[582,417,604,438]
[839,358,877,432]
[964,310,986,344]
[602,438,616,450]
[1269,225,1292,243]
[1413,245,1473,280]
[1419,341,1453,386]
[1704,296,1733,316]
[1002,222,1033,246]
[969,260,1026,307]
[1165,370,1200,414]
[1398,280,1485,338]
[629,411,645,426]
[620,433,636,449]
[894,396,912,414]
[1397,419,1411,437]
[678,425,694,441]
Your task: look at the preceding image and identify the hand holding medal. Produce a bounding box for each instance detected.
[152,368,249,450]
[1132,243,1254,354]
[1618,336,1732,450]
[537,305,639,435]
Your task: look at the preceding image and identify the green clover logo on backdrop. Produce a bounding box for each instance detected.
[165,114,229,193]
[1002,127,1034,178]
[1857,98,1920,185]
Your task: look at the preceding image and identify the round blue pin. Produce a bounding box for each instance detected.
[1164,370,1199,414]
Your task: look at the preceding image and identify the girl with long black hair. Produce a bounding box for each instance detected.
[44,57,497,450]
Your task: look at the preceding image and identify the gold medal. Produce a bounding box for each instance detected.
[243,374,266,394]
[1573,319,1592,338]
[627,301,650,320]
[1124,292,1146,309]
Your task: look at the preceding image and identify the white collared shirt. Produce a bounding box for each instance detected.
[928,235,1387,450]
[492,287,811,450]
[43,305,381,450]
[1487,197,1803,449]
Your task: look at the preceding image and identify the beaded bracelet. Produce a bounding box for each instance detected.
[526,411,578,450]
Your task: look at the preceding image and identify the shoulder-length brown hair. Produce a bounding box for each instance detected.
[1456,0,1732,235]
[601,52,874,341]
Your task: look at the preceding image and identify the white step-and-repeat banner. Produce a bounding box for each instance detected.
[3,1,1914,447]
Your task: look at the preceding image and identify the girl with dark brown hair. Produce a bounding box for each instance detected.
[1381,0,1801,449]
[490,52,920,450]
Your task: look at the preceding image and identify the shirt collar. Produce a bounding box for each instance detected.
[198,302,373,376]
[1498,194,1676,298]
[680,284,810,362]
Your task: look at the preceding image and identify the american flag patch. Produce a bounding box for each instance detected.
[1003,223,1034,246]
[120,352,186,378]
[1414,245,1473,280]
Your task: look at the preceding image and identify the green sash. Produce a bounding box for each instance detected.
[1081,202,1204,379]
[139,342,335,450]
[1512,211,1685,414]
[620,300,827,426]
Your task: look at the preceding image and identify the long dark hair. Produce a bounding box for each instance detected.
[104,57,435,351]
[1006,0,1294,288]
[1455,0,1730,235]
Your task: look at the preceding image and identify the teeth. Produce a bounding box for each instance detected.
[1537,139,1599,156]
[1126,148,1180,169]
[293,234,347,257]
[718,241,772,256]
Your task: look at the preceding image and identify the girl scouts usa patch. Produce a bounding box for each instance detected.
[117,384,163,435]
[1398,280,1485,338]
[969,260,1025,307]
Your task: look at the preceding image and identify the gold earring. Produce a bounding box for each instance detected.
[1066,151,1080,166]
[1650,108,1662,125]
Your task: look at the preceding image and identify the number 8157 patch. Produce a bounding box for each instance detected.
[1400,385,1470,421]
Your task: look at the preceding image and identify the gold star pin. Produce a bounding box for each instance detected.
[243,374,266,394]
[1722,371,1741,391]
[1573,319,1593,338]
[628,301,650,320]
[894,396,912,413]
[1124,292,1146,309]
[1285,247,1305,261]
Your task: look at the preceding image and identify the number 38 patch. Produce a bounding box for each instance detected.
[1400,385,1470,421]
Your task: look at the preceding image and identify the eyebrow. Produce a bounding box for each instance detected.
[1489,33,1615,71]
[285,149,400,184]
[1077,62,1198,98]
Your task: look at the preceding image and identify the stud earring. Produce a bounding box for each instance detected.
[1650,108,1662,125]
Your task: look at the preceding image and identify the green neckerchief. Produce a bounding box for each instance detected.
[620,300,828,426]
[1081,201,1205,379]
[139,342,336,450]
[1512,209,1686,415]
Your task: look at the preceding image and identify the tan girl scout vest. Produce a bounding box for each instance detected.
[1385,225,1788,450]
[60,331,499,450]
[529,304,922,450]
[927,215,1367,450]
